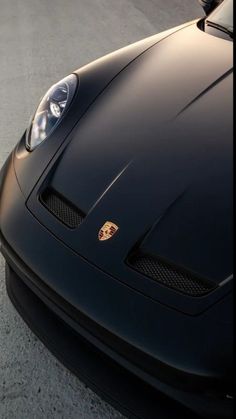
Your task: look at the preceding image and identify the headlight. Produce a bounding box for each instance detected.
[26,74,77,151]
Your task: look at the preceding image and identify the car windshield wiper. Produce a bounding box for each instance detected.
[206,20,234,38]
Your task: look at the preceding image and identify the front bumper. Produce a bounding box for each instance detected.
[0,154,233,418]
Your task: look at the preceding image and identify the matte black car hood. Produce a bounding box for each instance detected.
[29,22,233,284]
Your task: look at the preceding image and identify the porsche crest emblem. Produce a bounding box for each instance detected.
[98,221,119,241]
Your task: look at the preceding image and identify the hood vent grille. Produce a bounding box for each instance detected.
[128,252,216,297]
[40,188,85,229]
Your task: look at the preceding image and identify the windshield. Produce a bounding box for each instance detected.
[207,0,233,32]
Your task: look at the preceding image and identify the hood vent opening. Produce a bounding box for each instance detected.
[40,188,85,229]
[127,252,217,297]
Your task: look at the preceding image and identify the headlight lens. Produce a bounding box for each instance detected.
[26,74,77,151]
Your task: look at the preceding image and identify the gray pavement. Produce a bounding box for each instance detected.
[0,1,201,418]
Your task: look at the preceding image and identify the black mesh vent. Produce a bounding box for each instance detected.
[40,188,85,229]
[128,252,216,296]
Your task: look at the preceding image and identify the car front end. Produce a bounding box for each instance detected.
[0,4,233,417]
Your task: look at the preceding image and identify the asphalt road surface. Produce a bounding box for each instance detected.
[0,1,201,418]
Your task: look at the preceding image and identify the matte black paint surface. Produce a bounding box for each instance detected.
[0,16,233,419]
[26,23,233,284]
[5,265,203,419]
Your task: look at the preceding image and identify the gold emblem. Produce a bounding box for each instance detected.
[98,221,119,241]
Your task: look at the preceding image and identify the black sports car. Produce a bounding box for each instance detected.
[0,0,233,418]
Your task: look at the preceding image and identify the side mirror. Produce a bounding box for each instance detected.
[198,0,222,15]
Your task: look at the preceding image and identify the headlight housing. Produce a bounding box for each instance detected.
[26,74,77,151]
